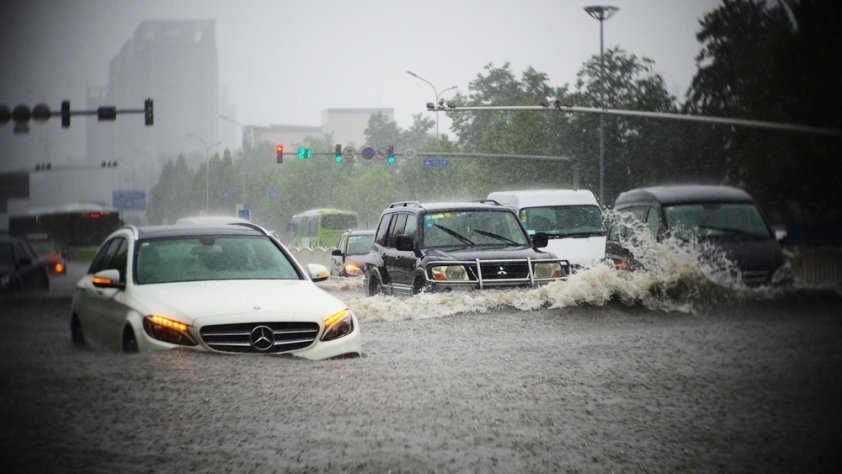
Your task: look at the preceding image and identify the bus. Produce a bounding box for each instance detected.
[9,204,122,247]
[289,208,359,248]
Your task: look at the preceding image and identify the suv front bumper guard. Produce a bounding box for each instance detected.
[424,257,571,290]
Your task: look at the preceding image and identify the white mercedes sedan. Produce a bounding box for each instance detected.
[71,223,361,360]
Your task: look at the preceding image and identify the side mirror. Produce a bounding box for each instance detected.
[532,232,549,248]
[330,249,342,257]
[91,269,125,290]
[307,263,330,282]
[772,225,788,243]
[395,234,415,252]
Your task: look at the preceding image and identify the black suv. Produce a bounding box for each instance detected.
[364,200,570,295]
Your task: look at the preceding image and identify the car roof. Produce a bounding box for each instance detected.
[386,201,513,213]
[614,185,755,207]
[134,224,267,240]
[487,189,599,208]
[343,229,375,235]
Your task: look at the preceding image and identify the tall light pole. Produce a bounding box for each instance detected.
[186,133,221,214]
[584,5,618,206]
[407,70,457,138]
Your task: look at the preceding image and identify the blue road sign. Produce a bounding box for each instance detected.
[422,158,450,169]
[112,190,146,210]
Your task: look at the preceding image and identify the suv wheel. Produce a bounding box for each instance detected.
[367,274,383,296]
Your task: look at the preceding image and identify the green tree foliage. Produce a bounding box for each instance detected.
[686,0,842,229]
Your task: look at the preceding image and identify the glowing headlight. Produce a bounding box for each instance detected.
[322,308,355,342]
[533,262,562,279]
[344,263,363,276]
[430,265,469,281]
[142,314,197,346]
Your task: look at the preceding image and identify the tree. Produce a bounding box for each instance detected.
[686,0,842,240]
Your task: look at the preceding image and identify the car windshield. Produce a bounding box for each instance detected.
[422,210,529,249]
[347,234,374,255]
[664,203,771,240]
[520,205,605,237]
[135,235,301,284]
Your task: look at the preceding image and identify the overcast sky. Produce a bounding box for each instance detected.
[1,0,721,170]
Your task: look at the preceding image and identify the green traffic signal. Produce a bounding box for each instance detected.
[387,145,395,165]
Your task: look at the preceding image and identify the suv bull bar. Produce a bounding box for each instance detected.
[423,257,571,290]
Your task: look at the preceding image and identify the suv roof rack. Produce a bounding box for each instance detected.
[474,199,502,206]
[388,201,422,209]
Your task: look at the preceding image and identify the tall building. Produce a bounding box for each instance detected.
[87,20,219,222]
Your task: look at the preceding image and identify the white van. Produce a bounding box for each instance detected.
[487,189,606,269]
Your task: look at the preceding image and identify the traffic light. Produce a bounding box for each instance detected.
[387,145,396,165]
[276,144,284,164]
[334,144,343,163]
[101,161,118,168]
[61,100,70,128]
[34,162,52,171]
[144,98,154,126]
[297,147,312,160]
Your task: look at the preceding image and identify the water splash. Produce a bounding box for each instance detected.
[327,222,805,322]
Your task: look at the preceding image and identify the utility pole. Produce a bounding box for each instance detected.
[584,5,618,205]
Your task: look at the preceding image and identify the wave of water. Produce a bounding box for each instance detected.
[317,228,833,322]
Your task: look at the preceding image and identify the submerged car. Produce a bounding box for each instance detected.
[1,236,50,295]
[330,229,375,277]
[27,236,67,274]
[70,223,361,359]
[364,200,570,295]
[605,184,793,286]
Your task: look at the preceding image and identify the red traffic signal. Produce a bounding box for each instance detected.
[276,144,284,164]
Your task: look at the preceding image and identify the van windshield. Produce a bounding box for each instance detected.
[664,203,771,240]
[520,205,605,237]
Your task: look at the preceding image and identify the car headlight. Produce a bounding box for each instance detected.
[142,315,197,346]
[430,265,469,281]
[321,308,355,342]
[344,262,363,276]
[771,260,794,286]
[533,262,562,279]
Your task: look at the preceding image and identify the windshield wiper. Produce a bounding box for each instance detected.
[434,224,474,246]
[473,229,521,246]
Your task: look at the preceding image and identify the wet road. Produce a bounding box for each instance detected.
[1,272,841,472]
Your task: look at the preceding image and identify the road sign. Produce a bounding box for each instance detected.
[361,146,375,160]
[343,146,356,162]
[375,147,388,161]
[422,158,450,169]
[404,148,417,160]
[112,190,146,210]
[237,208,251,221]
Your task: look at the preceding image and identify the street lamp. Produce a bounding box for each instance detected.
[186,132,222,213]
[584,5,618,206]
[407,70,457,138]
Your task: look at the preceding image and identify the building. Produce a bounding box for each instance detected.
[248,108,394,152]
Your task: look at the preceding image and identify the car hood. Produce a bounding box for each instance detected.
[711,238,786,271]
[422,246,558,262]
[128,279,346,326]
[544,235,606,267]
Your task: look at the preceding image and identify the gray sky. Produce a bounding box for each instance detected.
[1,0,720,171]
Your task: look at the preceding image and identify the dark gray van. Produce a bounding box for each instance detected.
[605,185,793,286]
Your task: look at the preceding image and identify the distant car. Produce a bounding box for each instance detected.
[0,236,50,295]
[70,223,361,359]
[330,230,375,277]
[27,236,67,274]
[364,200,570,296]
[605,184,794,286]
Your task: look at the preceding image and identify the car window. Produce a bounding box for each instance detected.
[347,234,374,255]
[389,214,408,248]
[403,215,417,241]
[664,203,771,240]
[89,237,122,274]
[135,235,301,284]
[375,214,393,246]
[112,238,129,281]
[521,205,605,236]
[422,210,528,249]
